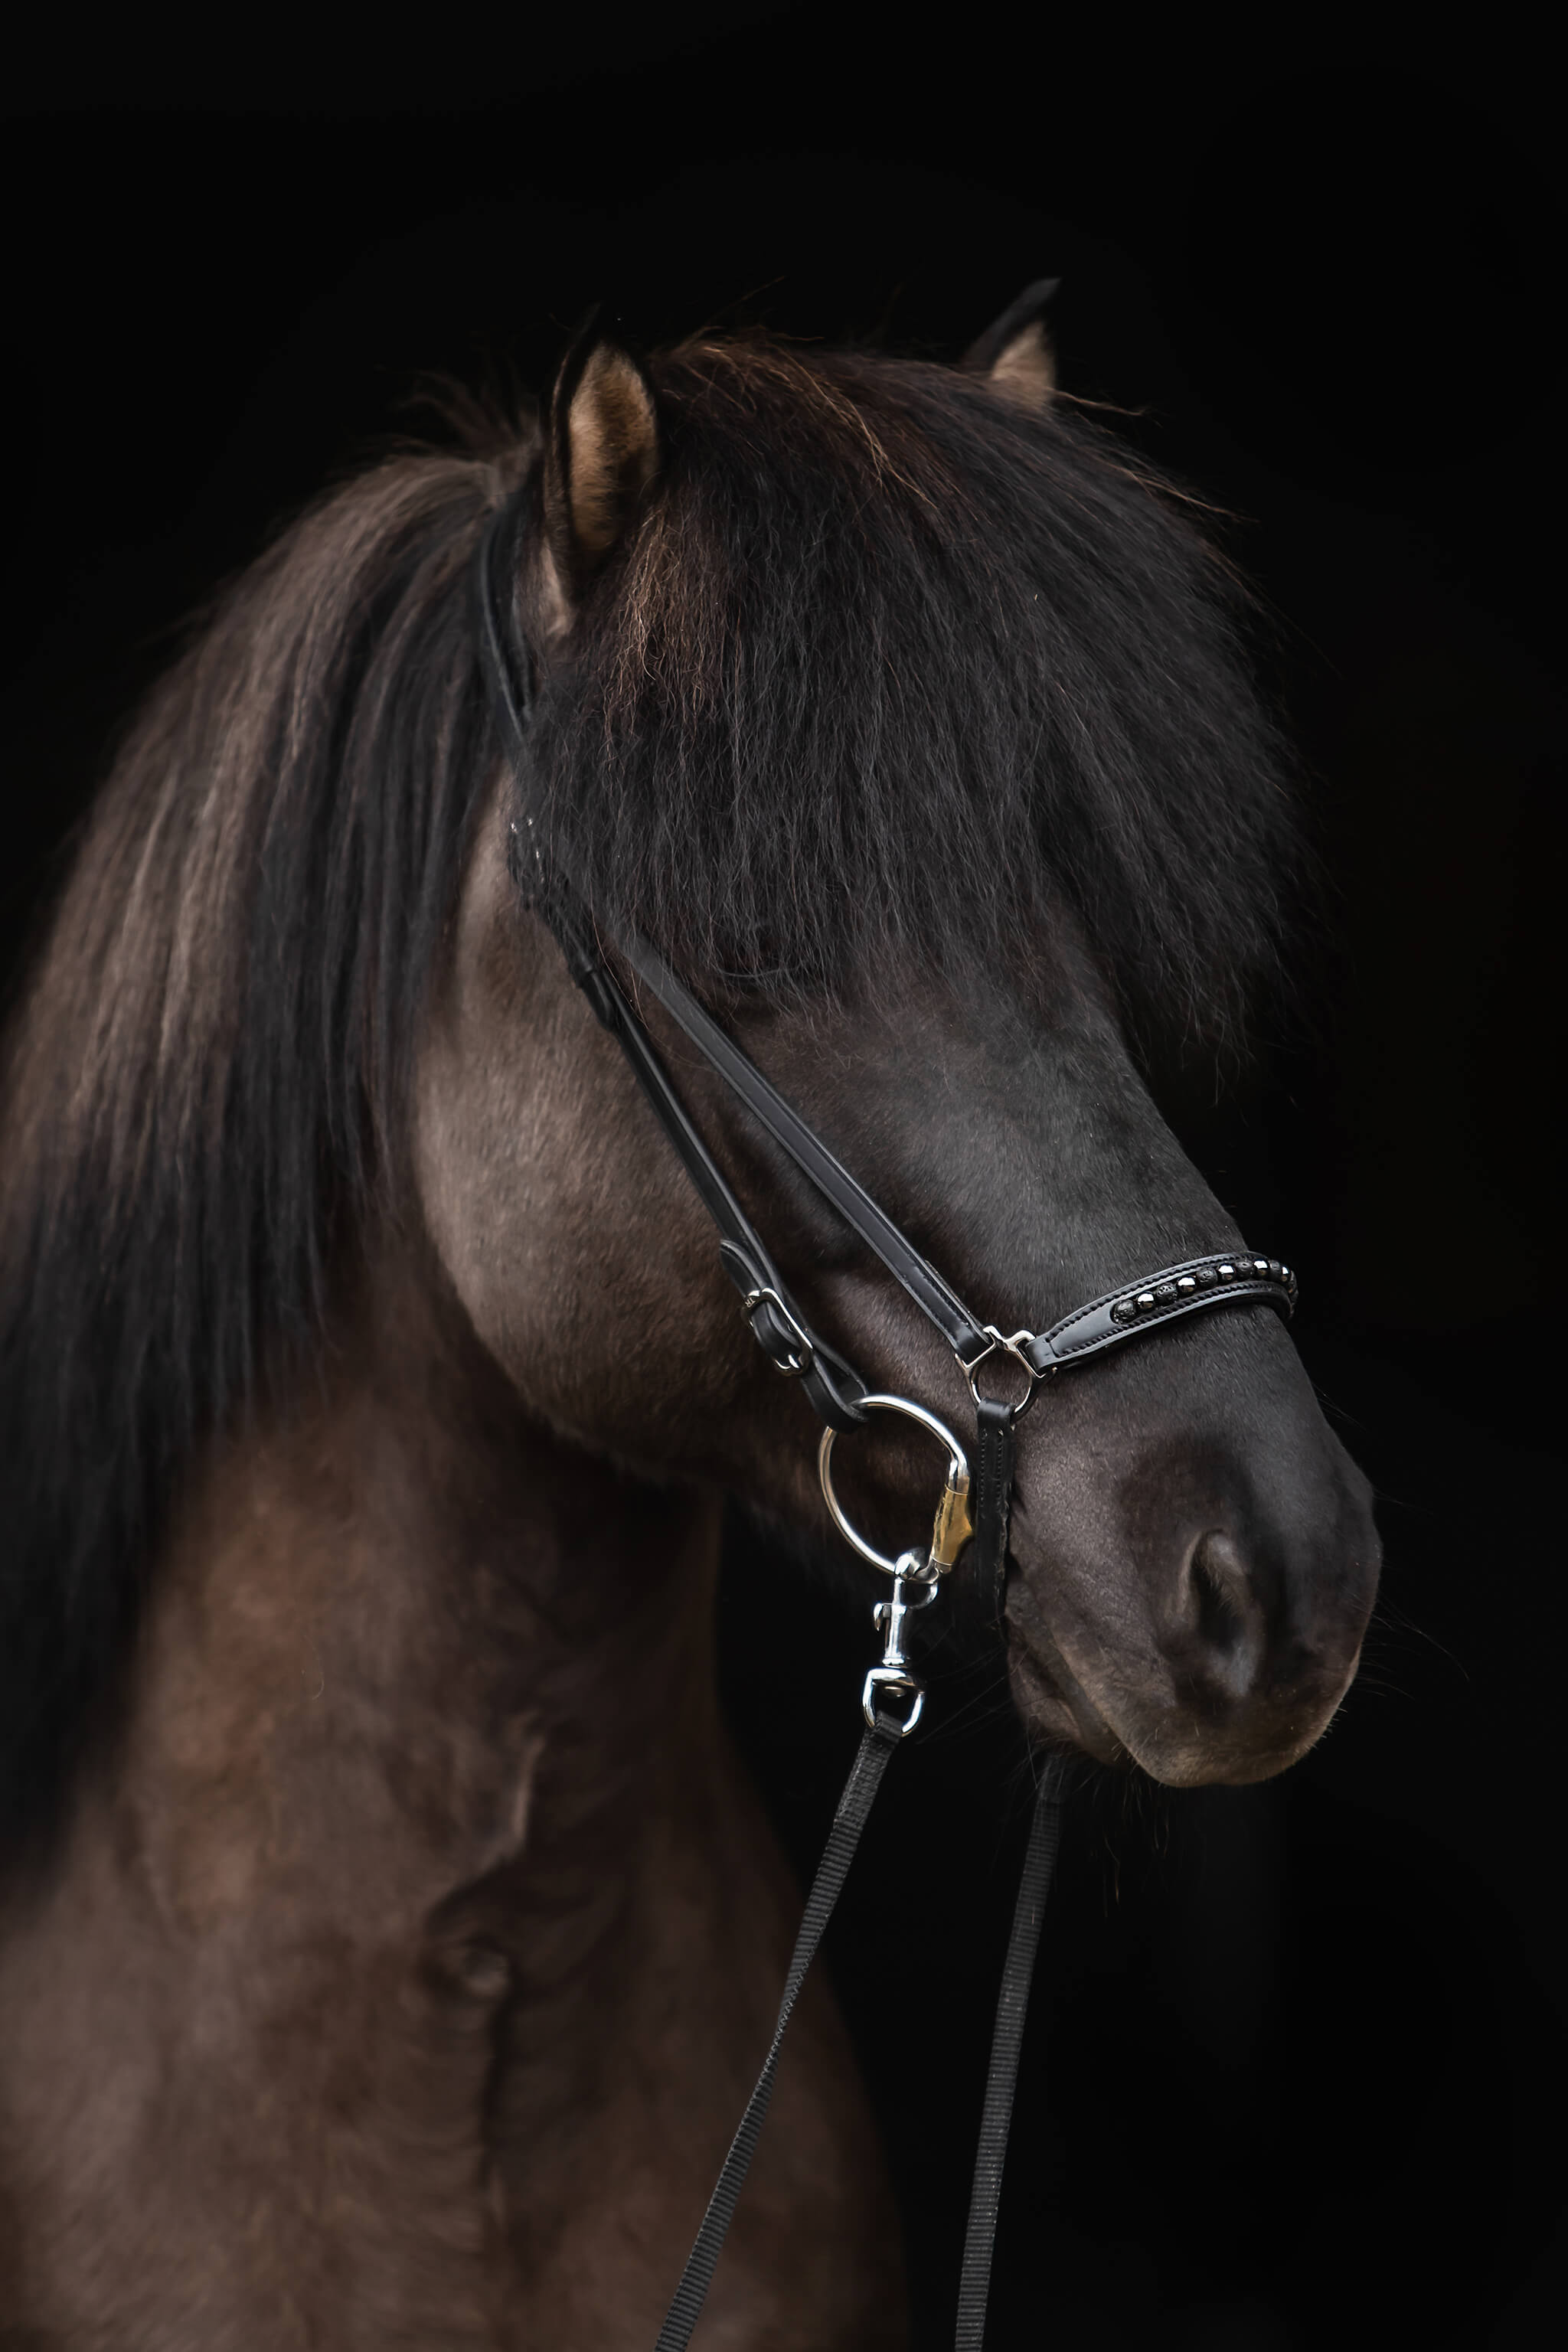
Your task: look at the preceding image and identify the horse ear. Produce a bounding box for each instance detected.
[541,318,660,609]
[962,278,1060,410]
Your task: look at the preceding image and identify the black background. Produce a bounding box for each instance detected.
[3,15,1562,2347]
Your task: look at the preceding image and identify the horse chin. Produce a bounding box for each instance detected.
[1004,1619,1133,1771]
[1112,1708,1347,1788]
[1004,1612,1357,1789]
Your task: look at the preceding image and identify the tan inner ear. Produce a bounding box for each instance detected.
[567,345,659,557]
[990,319,1056,410]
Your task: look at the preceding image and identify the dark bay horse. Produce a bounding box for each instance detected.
[0,298,1380,2344]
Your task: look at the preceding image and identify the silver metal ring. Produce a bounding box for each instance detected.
[817,1394,971,1577]
[962,1325,1043,1416]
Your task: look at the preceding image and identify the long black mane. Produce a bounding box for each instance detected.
[534,342,1293,1026]
[0,334,1297,1850]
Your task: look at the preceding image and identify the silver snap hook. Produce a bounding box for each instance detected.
[819,1399,973,1742]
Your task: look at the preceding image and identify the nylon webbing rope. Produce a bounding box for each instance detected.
[954,1763,1065,2348]
[652,1736,1064,2351]
[653,1719,903,2351]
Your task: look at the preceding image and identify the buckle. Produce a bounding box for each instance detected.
[740,1285,815,1377]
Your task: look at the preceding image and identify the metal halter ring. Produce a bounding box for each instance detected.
[817,1395,973,1579]
[962,1325,1043,1416]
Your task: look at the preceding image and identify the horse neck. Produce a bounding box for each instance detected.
[0,1246,838,2337]
[91,1238,729,1978]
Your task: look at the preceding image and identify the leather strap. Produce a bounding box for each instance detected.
[475,504,870,1432]
[474,495,991,1376]
[970,1398,1017,1621]
[620,929,991,1365]
[1024,1253,1296,1377]
[475,498,991,1370]
[583,956,870,1431]
[652,1717,904,2351]
[953,1763,1065,2349]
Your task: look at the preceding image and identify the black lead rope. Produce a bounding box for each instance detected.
[653,1719,903,2352]
[654,1742,1065,2352]
[470,488,1301,2348]
[953,1765,1065,2350]
[652,1733,1064,2352]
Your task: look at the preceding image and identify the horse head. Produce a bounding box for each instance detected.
[415,309,1380,1790]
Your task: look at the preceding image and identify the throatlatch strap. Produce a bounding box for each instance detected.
[653,1720,903,2352]
[953,1763,1065,2351]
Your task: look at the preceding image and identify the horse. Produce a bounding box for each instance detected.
[0,291,1380,2345]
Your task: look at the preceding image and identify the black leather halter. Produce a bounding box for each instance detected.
[472,487,1298,2350]
[472,494,1295,1599]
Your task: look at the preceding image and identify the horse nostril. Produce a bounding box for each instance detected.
[1181,1529,1267,1700]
